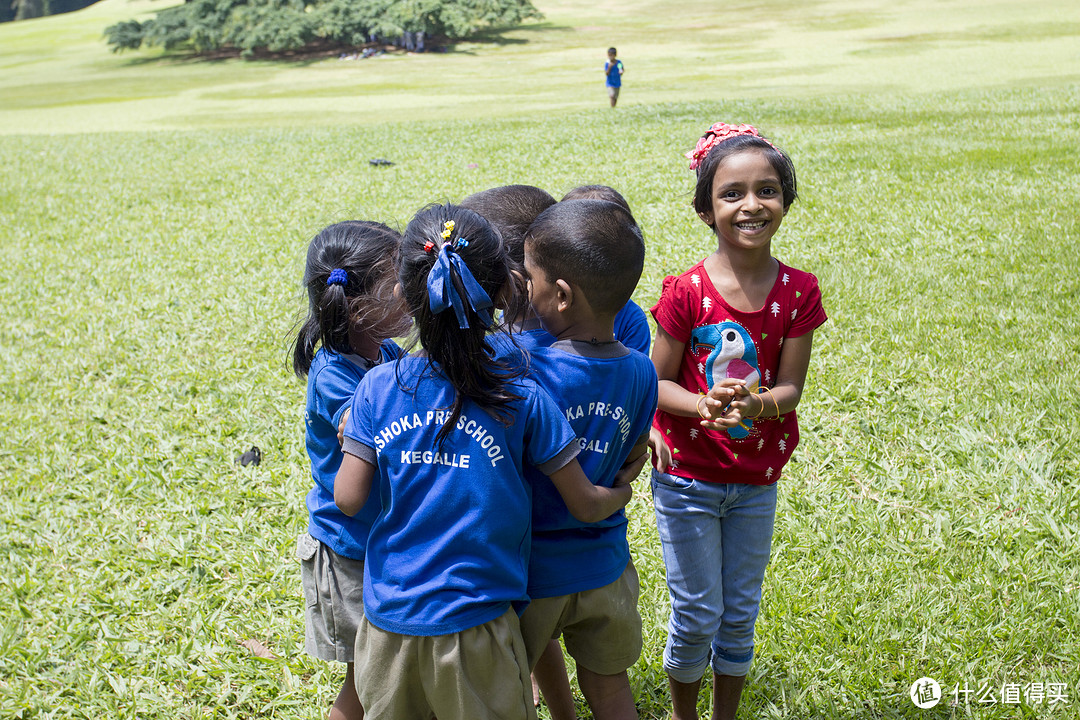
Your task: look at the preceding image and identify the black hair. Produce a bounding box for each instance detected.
[291,221,404,377]
[560,185,632,214]
[398,204,523,443]
[525,199,645,317]
[459,185,556,265]
[608,47,617,55]
[692,134,798,223]
[460,185,555,323]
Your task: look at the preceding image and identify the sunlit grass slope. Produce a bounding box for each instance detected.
[1,0,1079,133]
[1,87,1079,717]
[1,0,1079,718]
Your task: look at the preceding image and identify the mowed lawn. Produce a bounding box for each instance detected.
[1,1,1079,718]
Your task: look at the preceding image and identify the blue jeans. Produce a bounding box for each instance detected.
[651,469,777,681]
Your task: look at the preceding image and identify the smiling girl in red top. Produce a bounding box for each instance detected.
[649,123,827,720]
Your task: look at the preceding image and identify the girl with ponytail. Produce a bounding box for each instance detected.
[290,220,410,720]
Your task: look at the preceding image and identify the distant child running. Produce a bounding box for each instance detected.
[519,199,658,720]
[649,123,827,720]
[334,204,635,720]
[291,221,411,720]
[604,47,624,108]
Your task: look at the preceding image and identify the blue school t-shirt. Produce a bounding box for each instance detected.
[342,355,580,636]
[605,59,624,88]
[526,340,658,598]
[498,300,652,356]
[304,342,401,560]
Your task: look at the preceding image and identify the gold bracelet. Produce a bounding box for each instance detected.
[749,392,765,419]
[759,386,779,418]
[696,394,709,420]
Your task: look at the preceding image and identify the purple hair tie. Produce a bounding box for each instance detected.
[327,268,348,286]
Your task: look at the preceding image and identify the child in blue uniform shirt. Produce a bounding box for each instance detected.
[560,185,652,355]
[461,184,651,357]
[290,221,411,720]
[520,199,659,720]
[334,204,635,720]
[604,47,624,108]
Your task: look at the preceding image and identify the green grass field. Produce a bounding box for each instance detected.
[1,0,1079,718]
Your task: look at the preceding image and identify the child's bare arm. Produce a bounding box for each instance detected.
[613,438,650,487]
[730,331,816,420]
[334,453,375,516]
[654,326,740,425]
[648,425,673,472]
[653,327,709,416]
[547,458,632,524]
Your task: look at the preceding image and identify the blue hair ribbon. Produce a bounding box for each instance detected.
[327,268,348,286]
[426,243,493,329]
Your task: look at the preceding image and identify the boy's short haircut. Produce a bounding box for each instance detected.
[525,199,644,317]
[608,47,617,55]
[460,185,556,264]
[560,185,631,213]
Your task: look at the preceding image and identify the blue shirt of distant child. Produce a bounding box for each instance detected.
[304,342,401,560]
[526,340,658,598]
[605,58,624,88]
[342,355,580,636]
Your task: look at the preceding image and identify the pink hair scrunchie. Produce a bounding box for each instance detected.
[685,122,776,170]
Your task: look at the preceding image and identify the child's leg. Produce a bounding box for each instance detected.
[297,534,367,720]
[560,563,642,720]
[710,673,746,720]
[329,662,363,720]
[709,482,777,719]
[520,596,576,717]
[533,640,577,720]
[650,471,727,686]
[577,666,636,720]
[669,675,703,720]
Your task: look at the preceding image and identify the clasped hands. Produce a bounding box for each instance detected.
[696,378,755,431]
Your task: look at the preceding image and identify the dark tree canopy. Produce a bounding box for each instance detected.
[3,0,98,23]
[104,0,543,57]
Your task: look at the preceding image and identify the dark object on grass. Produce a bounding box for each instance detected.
[236,446,262,466]
[369,158,394,167]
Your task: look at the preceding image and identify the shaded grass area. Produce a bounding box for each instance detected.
[1,86,1079,718]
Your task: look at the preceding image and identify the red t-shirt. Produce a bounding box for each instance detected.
[651,259,827,485]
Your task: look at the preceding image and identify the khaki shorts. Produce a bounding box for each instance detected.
[607,85,621,100]
[355,608,537,720]
[520,560,642,676]
[297,532,365,663]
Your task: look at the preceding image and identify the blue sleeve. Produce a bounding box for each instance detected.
[342,375,377,464]
[614,300,652,355]
[523,384,580,475]
[380,339,404,362]
[314,362,363,430]
[633,363,660,445]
